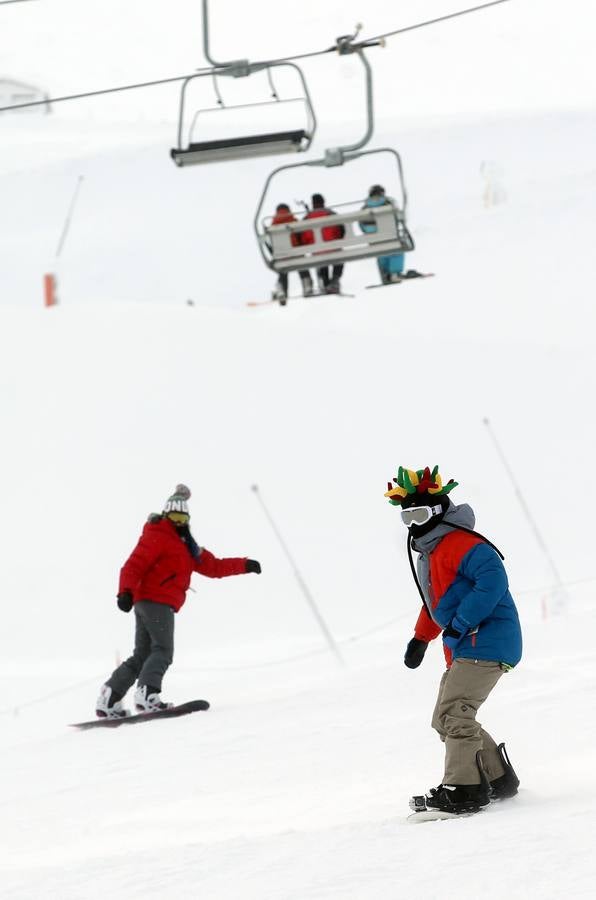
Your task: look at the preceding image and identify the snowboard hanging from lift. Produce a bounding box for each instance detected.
[247,291,355,307]
[70,699,210,730]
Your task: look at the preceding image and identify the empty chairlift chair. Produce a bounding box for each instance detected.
[170,64,316,167]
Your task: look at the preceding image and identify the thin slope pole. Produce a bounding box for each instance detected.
[483,417,567,607]
[55,175,84,259]
[251,484,345,667]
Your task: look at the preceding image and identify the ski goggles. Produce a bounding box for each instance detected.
[400,504,443,527]
[166,511,190,525]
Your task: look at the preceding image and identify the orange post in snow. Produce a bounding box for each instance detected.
[43,273,57,307]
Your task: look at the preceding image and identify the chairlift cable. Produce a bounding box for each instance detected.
[361,0,512,44]
[0,0,513,113]
[0,68,216,113]
[257,44,337,66]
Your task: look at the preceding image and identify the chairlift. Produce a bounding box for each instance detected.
[170,2,315,166]
[170,65,316,166]
[254,40,414,272]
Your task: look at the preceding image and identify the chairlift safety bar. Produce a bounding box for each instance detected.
[260,201,414,272]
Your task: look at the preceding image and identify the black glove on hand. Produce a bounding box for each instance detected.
[117,590,133,612]
[442,621,463,640]
[404,637,428,669]
[442,615,467,651]
[245,559,262,574]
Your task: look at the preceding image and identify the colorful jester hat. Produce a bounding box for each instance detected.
[384,466,458,506]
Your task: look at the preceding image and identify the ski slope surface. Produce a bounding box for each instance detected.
[1,1,596,898]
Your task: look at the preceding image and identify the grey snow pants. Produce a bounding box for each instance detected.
[107,600,175,697]
[432,658,508,785]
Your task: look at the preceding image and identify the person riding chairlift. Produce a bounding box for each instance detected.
[359,185,406,284]
[270,203,314,304]
[300,193,345,295]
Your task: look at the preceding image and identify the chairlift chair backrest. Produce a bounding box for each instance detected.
[263,202,414,272]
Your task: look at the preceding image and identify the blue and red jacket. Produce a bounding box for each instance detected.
[119,516,249,612]
[412,505,522,668]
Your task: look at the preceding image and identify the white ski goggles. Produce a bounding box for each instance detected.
[400,504,443,527]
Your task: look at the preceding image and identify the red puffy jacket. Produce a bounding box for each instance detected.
[300,207,345,245]
[272,209,302,248]
[119,517,248,612]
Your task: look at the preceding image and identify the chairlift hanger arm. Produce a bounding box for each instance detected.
[202,0,248,71]
[202,0,317,78]
[332,48,374,157]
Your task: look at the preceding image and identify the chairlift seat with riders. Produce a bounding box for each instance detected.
[263,197,414,271]
[255,146,415,273]
[254,35,416,276]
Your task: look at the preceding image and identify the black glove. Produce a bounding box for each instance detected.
[442,615,467,651]
[117,590,133,612]
[404,637,428,669]
[245,559,262,574]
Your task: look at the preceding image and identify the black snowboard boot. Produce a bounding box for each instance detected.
[426,783,490,814]
[490,743,520,800]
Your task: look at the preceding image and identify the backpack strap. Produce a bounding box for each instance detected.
[406,525,505,614]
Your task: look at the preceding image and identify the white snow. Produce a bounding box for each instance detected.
[1,1,596,897]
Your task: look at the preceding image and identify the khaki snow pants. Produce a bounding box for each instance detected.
[432,658,507,785]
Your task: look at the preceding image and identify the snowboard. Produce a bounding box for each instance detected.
[407,794,483,824]
[365,272,435,289]
[247,291,354,307]
[70,699,210,730]
[407,807,480,824]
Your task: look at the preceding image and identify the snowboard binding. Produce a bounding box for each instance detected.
[408,744,519,818]
[490,742,520,800]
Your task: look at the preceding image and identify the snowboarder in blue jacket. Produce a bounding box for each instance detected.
[385,466,522,815]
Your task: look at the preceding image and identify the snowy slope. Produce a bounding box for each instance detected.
[1,125,596,892]
[1,1,596,898]
[2,598,596,899]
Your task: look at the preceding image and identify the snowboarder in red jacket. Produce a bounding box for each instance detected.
[270,203,314,302]
[300,194,345,294]
[96,484,261,719]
